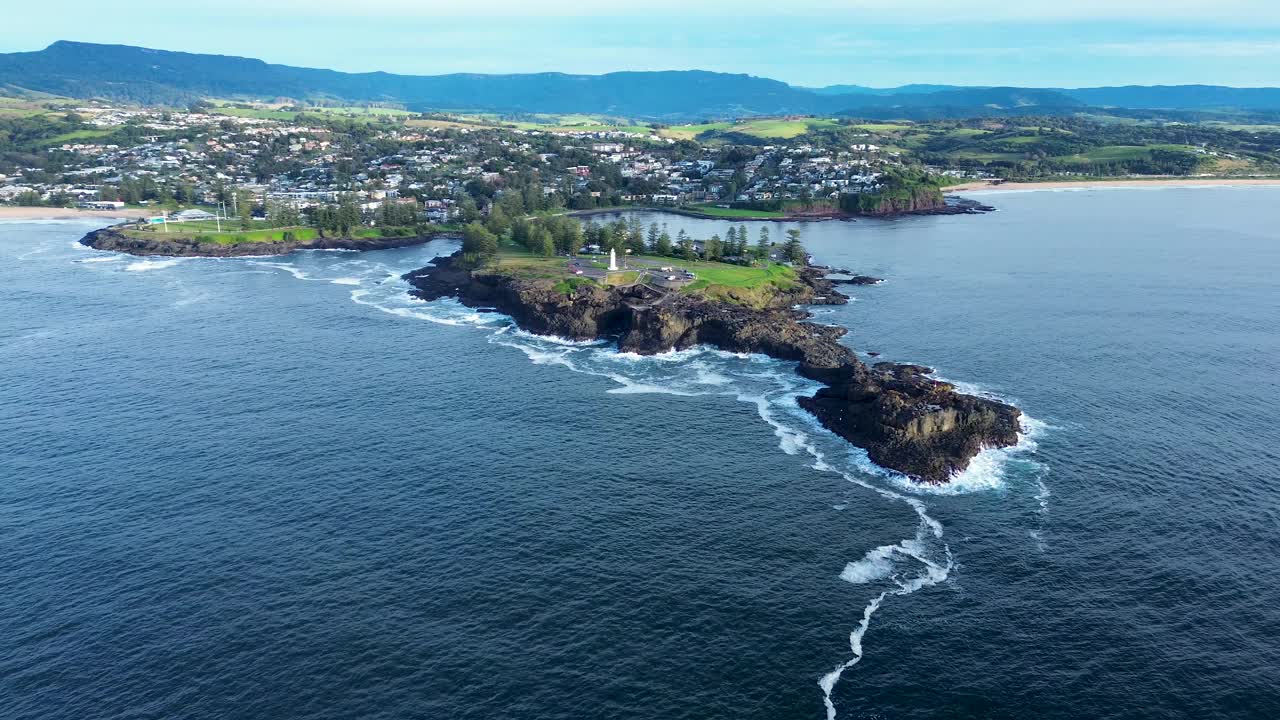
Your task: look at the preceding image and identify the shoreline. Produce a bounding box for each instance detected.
[403,252,1021,484]
[0,207,152,221]
[566,206,837,223]
[944,177,1280,193]
[567,198,993,223]
[79,225,460,257]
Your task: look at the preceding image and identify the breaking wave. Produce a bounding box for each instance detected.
[334,256,1048,720]
[124,258,185,272]
[91,245,1047,719]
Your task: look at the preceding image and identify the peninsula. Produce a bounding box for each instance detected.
[404,235,1021,483]
[80,223,449,257]
[77,198,453,257]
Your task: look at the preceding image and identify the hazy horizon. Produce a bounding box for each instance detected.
[4,0,1278,88]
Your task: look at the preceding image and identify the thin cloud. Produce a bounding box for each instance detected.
[1088,39,1280,56]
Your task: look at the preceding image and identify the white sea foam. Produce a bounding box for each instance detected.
[124,258,184,272]
[839,545,898,584]
[330,268,1047,720]
[248,261,310,280]
[819,591,886,720]
[77,256,118,263]
[509,328,607,347]
[604,377,704,396]
[349,287,499,327]
[890,415,1047,497]
[329,277,363,285]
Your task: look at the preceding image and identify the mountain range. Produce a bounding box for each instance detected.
[3,41,1280,121]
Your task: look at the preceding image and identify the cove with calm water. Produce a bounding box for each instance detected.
[2,187,1279,719]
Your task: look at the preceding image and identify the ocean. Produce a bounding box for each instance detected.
[2,186,1278,719]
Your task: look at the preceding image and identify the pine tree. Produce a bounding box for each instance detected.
[656,231,672,256]
[783,228,806,265]
[705,235,723,261]
[757,226,770,259]
[237,191,252,230]
[677,230,695,260]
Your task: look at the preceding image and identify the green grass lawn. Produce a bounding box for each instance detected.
[501,113,657,135]
[1055,144,1199,164]
[656,258,793,287]
[664,118,841,141]
[406,117,501,131]
[850,122,913,132]
[0,98,58,117]
[121,223,417,245]
[211,104,413,122]
[660,122,734,140]
[491,247,798,304]
[136,217,271,233]
[43,129,114,145]
[322,106,413,117]
[942,150,1025,162]
[516,122,655,134]
[123,224,320,244]
[686,204,785,218]
[0,106,48,118]
[733,118,839,138]
[211,106,298,120]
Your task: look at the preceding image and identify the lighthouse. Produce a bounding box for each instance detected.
[608,248,619,271]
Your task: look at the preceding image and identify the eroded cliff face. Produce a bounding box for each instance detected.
[857,191,947,216]
[853,194,996,218]
[404,254,1021,483]
[80,226,445,257]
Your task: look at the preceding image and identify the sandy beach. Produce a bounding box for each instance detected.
[945,177,1280,193]
[0,207,150,221]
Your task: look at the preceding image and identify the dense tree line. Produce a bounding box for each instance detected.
[459,205,803,268]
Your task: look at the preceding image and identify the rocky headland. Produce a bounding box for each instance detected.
[568,195,994,223]
[855,194,995,218]
[405,253,1021,483]
[80,225,451,257]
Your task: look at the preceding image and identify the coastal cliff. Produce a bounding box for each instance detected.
[80,226,449,257]
[406,254,1021,482]
[853,188,947,216]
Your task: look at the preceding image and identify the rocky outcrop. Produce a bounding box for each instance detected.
[405,254,1022,483]
[826,270,884,286]
[855,194,996,218]
[80,225,451,257]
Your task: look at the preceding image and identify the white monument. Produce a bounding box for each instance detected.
[608,248,619,271]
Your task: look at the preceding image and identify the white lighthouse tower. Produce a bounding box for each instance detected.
[608,247,619,271]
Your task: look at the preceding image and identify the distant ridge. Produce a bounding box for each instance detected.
[2,41,1280,120]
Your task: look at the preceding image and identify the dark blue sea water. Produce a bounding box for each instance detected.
[3,187,1279,720]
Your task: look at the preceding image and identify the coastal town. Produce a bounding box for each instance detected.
[0,103,946,224]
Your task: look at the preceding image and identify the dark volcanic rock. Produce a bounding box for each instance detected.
[80,225,454,257]
[827,274,884,286]
[857,195,996,218]
[405,253,1022,483]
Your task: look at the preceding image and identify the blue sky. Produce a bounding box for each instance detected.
[4,1,1279,87]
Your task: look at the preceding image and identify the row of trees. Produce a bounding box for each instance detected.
[460,212,807,266]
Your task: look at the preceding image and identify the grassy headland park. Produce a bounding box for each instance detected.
[456,212,811,308]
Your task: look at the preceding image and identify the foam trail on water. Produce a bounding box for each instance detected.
[124,258,184,272]
[819,591,885,720]
[734,389,955,718]
[334,272,1045,720]
[248,261,310,280]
